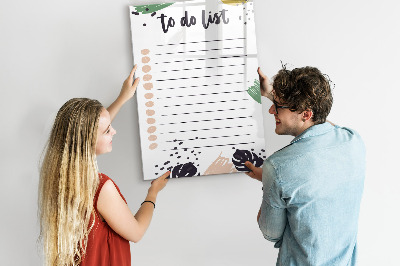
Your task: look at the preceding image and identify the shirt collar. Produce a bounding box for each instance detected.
[290,122,334,144]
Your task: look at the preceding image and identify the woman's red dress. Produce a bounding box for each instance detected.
[80,173,131,266]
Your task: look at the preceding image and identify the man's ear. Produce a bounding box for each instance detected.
[302,109,313,122]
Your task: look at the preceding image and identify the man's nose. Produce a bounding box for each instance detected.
[269,104,276,114]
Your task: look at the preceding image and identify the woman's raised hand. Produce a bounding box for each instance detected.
[119,65,140,102]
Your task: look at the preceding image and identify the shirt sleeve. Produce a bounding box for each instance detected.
[258,159,287,246]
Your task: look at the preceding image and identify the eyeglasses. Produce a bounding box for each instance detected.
[273,100,291,114]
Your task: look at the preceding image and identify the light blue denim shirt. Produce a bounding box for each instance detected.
[258,122,365,266]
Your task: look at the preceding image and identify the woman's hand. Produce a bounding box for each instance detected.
[119,65,140,102]
[258,67,274,101]
[107,65,140,121]
[149,171,170,194]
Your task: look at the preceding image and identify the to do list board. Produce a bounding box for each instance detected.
[129,0,266,180]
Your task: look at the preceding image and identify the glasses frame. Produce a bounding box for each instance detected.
[273,100,291,114]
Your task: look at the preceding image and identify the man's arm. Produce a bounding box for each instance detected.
[258,160,287,246]
[107,65,140,122]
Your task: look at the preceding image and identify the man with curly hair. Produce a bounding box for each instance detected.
[245,66,365,266]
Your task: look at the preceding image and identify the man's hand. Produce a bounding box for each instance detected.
[258,67,274,101]
[244,161,262,182]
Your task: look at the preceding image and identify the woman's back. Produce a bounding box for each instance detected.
[81,173,130,266]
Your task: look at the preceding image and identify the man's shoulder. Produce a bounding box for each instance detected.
[264,145,299,174]
[266,124,364,166]
[329,125,365,151]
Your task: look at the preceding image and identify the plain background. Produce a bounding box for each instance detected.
[1,0,399,265]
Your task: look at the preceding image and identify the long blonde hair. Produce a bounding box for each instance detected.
[39,98,103,265]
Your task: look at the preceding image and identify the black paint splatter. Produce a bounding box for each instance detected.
[171,162,199,178]
[154,139,201,178]
[232,149,264,172]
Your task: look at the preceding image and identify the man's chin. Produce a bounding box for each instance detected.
[275,127,288,136]
[275,126,283,135]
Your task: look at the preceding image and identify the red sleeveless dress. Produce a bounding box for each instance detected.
[81,173,131,266]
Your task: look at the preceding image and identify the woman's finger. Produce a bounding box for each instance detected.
[129,65,138,80]
[131,77,140,89]
[159,171,171,180]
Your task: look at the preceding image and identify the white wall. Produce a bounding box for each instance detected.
[1,0,398,265]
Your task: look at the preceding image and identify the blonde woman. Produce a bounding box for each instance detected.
[38,65,170,266]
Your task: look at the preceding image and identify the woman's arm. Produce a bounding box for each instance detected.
[97,171,170,243]
[107,65,141,122]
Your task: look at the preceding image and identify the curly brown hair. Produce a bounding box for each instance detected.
[272,66,333,124]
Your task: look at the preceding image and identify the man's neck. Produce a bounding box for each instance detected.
[294,122,315,137]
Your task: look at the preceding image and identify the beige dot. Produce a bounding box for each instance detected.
[148,135,157,141]
[143,74,152,81]
[142,65,151,73]
[147,126,156,133]
[147,118,156,124]
[146,109,155,116]
[142,56,150,63]
[149,143,158,150]
[141,49,150,55]
[144,93,153,99]
[143,83,153,90]
[145,101,154,107]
